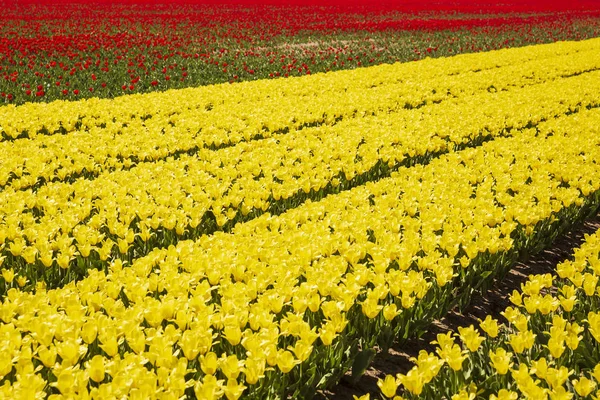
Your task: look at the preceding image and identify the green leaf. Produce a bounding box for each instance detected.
[317,372,334,388]
[350,348,376,384]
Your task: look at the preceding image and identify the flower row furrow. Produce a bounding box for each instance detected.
[1,102,600,399]
[2,68,600,287]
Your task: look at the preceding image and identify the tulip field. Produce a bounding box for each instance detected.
[2,1,600,400]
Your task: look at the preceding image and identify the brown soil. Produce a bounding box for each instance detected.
[317,213,600,400]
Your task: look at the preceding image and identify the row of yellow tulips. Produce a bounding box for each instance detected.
[375,222,600,400]
[2,68,600,287]
[2,38,597,145]
[2,102,600,399]
[2,41,600,193]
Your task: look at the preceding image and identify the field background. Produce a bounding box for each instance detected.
[2,1,600,400]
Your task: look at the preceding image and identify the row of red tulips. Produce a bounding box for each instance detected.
[2,1,600,105]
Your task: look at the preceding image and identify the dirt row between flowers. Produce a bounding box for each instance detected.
[317,212,600,399]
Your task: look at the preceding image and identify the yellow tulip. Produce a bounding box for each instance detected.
[16,276,27,287]
[548,386,573,400]
[565,322,583,350]
[547,336,566,359]
[52,368,76,395]
[87,355,105,383]
[290,340,313,362]
[21,246,37,264]
[276,350,299,374]
[438,344,466,371]
[545,366,571,390]
[479,316,499,338]
[201,352,219,375]
[593,363,600,383]
[193,375,224,400]
[223,378,246,400]
[0,353,13,377]
[489,389,518,400]
[81,321,98,344]
[531,358,548,380]
[223,324,242,346]
[583,273,599,297]
[243,357,265,385]
[220,354,243,380]
[488,348,512,375]
[361,298,382,319]
[573,377,596,397]
[377,375,398,398]
[458,325,485,352]
[1,269,15,284]
[452,388,476,400]
[396,368,424,396]
[56,339,86,367]
[8,239,25,257]
[179,330,201,361]
[37,345,57,368]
